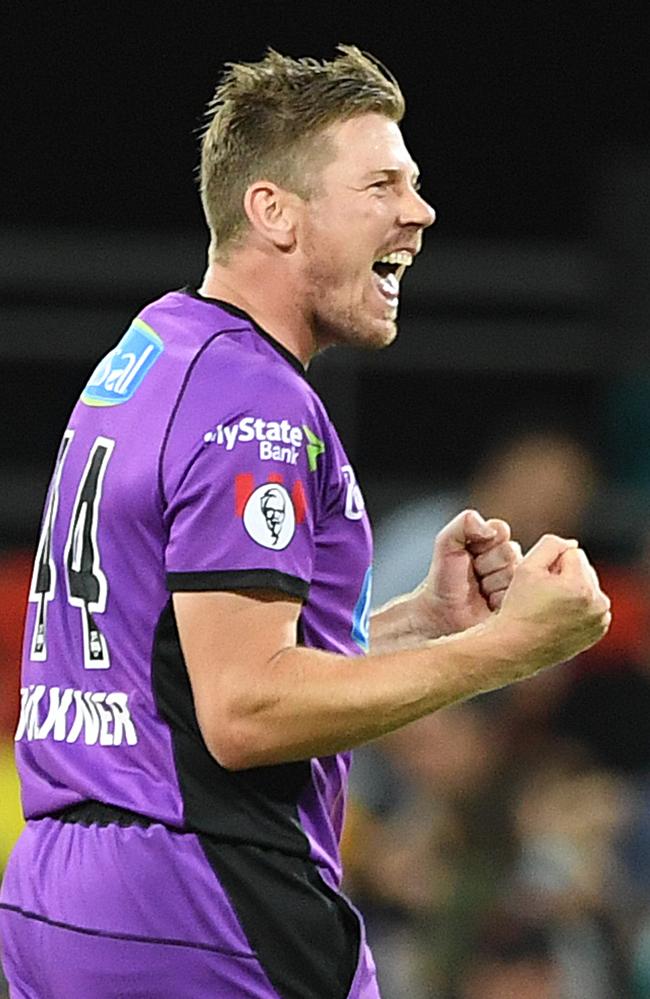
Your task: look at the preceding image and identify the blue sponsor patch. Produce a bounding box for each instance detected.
[81,319,163,407]
[351,566,372,652]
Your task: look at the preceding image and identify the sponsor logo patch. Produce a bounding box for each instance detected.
[341,464,366,520]
[235,472,307,550]
[82,319,163,407]
[303,426,325,472]
[203,418,325,470]
[243,483,296,550]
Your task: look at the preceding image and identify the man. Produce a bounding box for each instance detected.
[0,46,609,999]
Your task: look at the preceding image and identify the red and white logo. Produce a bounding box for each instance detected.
[235,473,307,550]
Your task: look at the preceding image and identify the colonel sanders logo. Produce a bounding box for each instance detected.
[260,487,285,545]
[243,483,296,550]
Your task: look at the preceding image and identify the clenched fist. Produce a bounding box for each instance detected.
[495,534,611,680]
[413,508,522,637]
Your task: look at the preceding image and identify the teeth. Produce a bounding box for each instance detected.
[376,250,413,266]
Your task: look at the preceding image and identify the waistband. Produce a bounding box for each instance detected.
[48,800,171,830]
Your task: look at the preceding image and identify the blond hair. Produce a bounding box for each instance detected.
[200,45,405,259]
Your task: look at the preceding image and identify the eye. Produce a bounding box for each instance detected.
[369,179,390,191]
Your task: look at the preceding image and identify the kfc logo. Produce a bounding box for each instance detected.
[259,487,286,545]
[242,483,296,550]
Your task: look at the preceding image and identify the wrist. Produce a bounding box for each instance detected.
[400,585,440,639]
[408,583,472,640]
[369,588,430,654]
[435,613,540,701]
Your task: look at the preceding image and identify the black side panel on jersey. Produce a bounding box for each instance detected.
[151,599,312,856]
[152,600,361,997]
[198,836,361,999]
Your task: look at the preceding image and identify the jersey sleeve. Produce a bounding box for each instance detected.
[161,345,324,600]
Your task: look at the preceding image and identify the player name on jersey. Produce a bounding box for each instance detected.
[15,685,138,747]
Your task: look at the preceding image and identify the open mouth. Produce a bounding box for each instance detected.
[371,250,413,306]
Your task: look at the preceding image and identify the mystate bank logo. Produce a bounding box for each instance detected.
[204,418,325,470]
[235,472,308,550]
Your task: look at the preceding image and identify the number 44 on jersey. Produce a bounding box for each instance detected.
[29,432,114,670]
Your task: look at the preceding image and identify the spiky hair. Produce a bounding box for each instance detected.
[200,45,405,258]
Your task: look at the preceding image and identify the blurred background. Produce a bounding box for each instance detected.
[2,2,649,996]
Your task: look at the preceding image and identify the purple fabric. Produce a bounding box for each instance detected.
[0,820,380,998]
[0,821,283,997]
[15,290,373,886]
[6,290,378,994]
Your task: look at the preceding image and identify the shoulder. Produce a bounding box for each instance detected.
[161,313,336,485]
[179,321,327,433]
[142,289,328,428]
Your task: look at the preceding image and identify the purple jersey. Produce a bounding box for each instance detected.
[15,288,373,887]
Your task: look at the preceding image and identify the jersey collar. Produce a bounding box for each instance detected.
[181,287,307,378]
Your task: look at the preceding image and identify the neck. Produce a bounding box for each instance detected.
[199,251,316,367]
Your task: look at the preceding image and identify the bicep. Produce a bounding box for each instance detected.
[172,589,302,750]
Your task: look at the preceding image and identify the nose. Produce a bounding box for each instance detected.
[401,186,436,230]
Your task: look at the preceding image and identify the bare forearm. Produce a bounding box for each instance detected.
[369,591,425,653]
[369,584,450,653]
[181,535,611,773]
[212,618,519,769]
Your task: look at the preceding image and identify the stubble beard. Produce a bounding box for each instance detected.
[306,266,398,354]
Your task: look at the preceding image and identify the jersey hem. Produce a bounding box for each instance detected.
[166,568,309,600]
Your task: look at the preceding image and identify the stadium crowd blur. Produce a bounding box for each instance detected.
[2,396,650,998]
[342,413,650,998]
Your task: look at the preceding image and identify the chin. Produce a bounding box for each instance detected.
[327,323,396,352]
[361,317,398,350]
[313,305,398,352]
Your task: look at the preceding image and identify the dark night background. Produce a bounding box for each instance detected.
[2,0,650,542]
[5,2,648,236]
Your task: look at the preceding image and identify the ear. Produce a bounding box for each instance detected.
[243,181,299,251]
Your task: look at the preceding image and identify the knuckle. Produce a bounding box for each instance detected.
[504,541,520,563]
[483,571,508,594]
[595,589,611,608]
[489,517,511,539]
[476,551,497,574]
[489,591,504,611]
[591,607,611,634]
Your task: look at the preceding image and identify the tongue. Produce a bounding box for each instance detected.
[377,272,399,300]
